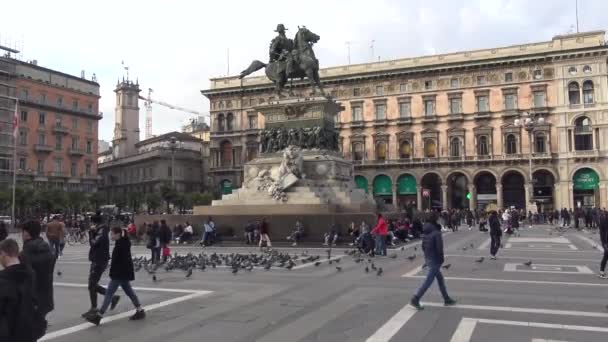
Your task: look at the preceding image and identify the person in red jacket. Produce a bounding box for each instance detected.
[371,213,388,256]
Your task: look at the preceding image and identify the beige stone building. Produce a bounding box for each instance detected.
[201,30,608,212]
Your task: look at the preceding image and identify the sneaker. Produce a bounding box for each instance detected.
[444,298,457,306]
[599,272,607,279]
[81,308,96,318]
[409,297,424,310]
[84,311,102,325]
[129,309,146,321]
[490,255,497,260]
[110,295,121,311]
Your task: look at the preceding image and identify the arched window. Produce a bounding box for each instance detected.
[574,116,593,150]
[506,134,517,155]
[449,137,461,157]
[217,114,225,132]
[376,142,387,161]
[352,143,364,161]
[220,140,232,167]
[583,80,594,104]
[568,82,580,105]
[477,136,489,156]
[399,140,412,159]
[246,145,258,161]
[583,65,592,73]
[424,139,437,158]
[226,113,234,131]
[535,133,546,153]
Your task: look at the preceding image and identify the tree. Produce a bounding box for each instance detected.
[66,191,87,216]
[14,185,36,218]
[127,191,141,213]
[35,189,66,217]
[87,192,105,211]
[145,193,161,214]
[190,192,213,206]
[160,183,178,213]
[0,190,10,213]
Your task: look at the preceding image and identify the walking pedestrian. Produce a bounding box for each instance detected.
[83,227,145,325]
[0,238,40,342]
[371,213,388,256]
[598,210,608,278]
[259,217,272,250]
[19,220,55,339]
[488,211,502,259]
[201,217,215,247]
[82,214,119,317]
[46,215,65,259]
[146,221,161,264]
[159,220,172,263]
[410,212,457,310]
[0,221,7,242]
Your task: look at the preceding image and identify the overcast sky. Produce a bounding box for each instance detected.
[1,0,606,141]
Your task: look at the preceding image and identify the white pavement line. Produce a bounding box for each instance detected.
[572,234,601,248]
[423,302,608,318]
[532,339,571,342]
[292,255,345,270]
[498,248,598,254]
[477,238,491,250]
[458,318,608,336]
[503,263,594,275]
[449,318,477,342]
[40,290,211,341]
[53,282,207,294]
[445,254,601,262]
[57,261,90,264]
[402,265,423,277]
[365,303,417,342]
[568,244,578,250]
[405,275,608,287]
[507,237,571,243]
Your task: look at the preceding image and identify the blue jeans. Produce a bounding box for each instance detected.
[99,279,141,314]
[48,238,61,258]
[374,235,387,256]
[414,262,450,301]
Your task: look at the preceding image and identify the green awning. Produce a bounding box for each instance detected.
[573,168,599,190]
[221,180,233,194]
[373,175,392,196]
[397,174,416,195]
[355,176,368,194]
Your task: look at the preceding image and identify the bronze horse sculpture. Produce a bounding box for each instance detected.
[239,27,326,97]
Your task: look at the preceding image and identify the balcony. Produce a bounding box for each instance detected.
[447,113,463,121]
[48,171,67,178]
[52,125,70,134]
[34,144,53,153]
[422,115,437,123]
[397,117,412,125]
[373,119,388,127]
[350,121,364,128]
[574,126,592,134]
[571,150,599,160]
[503,110,519,117]
[17,95,103,119]
[68,147,85,156]
[474,111,491,119]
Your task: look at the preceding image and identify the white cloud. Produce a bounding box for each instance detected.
[1,0,606,141]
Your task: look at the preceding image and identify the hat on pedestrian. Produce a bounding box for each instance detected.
[275,24,288,32]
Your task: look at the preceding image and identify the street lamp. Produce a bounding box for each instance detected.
[169,136,178,187]
[514,111,545,210]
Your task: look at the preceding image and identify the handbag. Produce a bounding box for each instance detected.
[162,246,171,257]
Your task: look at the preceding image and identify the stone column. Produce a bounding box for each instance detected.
[468,184,476,210]
[553,184,560,210]
[441,185,448,210]
[496,184,503,209]
[524,183,531,207]
[416,186,423,211]
[569,183,574,209]
[392,185,398,208]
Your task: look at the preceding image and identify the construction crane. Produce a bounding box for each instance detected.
[139,88,208,139]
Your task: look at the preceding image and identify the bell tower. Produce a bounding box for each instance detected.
[112,77,141,158]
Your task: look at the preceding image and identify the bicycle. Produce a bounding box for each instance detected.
[66,228,88,246]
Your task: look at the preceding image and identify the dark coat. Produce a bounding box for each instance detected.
[489,215,502,236]
[0,223,7,241]
[0,264,37,342]
[109,232,135,281]
[421,222,444,265]
[599,212,608,248]
[19,237,55,315]
[88,225,110,263]
[159,223,172,245]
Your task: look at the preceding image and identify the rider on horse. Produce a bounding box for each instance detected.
[269,24,295,76]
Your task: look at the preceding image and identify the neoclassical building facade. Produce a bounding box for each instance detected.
[201,30,608,212]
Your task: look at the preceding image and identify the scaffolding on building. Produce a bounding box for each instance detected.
[0,45,18,190]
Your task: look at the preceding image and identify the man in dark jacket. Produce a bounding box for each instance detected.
[0,221,8,242]
[0,238,38,342]
[83,214,119,317]
[84,227,145,325]
[488,211,502,259]
[159,220,172,262]
[410,212,456,310]
[19,220,54,338]
[598,210,608,278]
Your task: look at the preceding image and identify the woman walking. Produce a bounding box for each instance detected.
[259,217,272,251]
[371,213,388,256]
[84,227,145,325]
[488,211,502,259]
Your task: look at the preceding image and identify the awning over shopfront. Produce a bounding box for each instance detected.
[397,174,416,195]
[573,168,599,191]
[373,175,393,196]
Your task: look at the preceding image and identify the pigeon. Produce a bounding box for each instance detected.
[523,260,532,267]
[336,266,342,272]
[186,268,193,278]
[329,260,333,265]
[314,261,321,267]
[475,257,484,263]
[365,266,369,273]
[422,263,428,269]
[442,264,451,270]
[371,263,377,270]
[376,267,383,276]
[264,263,272,270]
[389,254,397,259]
[152,275,157,282]
[400,246,405,251]
[286,263,294,270]
[470,243,475,249]
[414,246,418,251]
[57,270,62,277]
[335,258,341,263]
[462,247,468,251]
[407,254,416,261]
[232,268,238,275]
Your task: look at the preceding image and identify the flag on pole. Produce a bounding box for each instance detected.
[13,101,18,138]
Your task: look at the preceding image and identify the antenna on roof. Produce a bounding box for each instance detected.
[575,0,580,33]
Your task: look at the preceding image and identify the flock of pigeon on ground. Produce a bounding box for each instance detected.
[128,239,537,281]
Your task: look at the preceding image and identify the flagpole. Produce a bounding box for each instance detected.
[11,99,18,229]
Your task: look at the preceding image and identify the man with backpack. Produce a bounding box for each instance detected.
[0,238,39,342]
